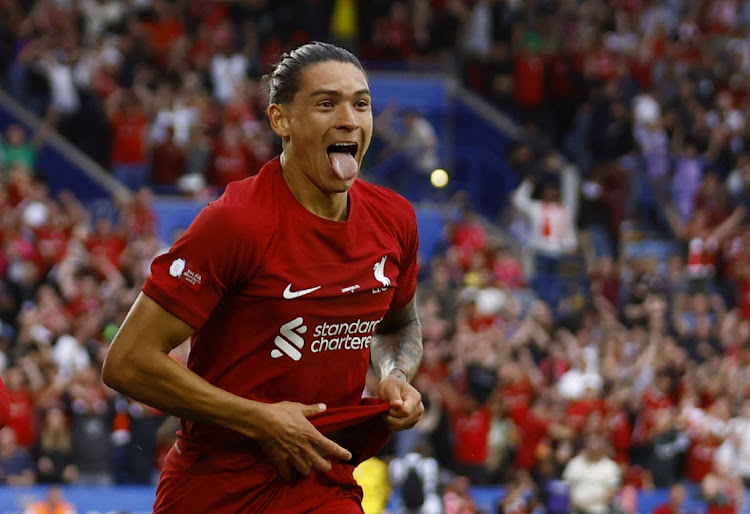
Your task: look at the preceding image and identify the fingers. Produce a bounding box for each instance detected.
[385,400,424,431]
[303,445,334,473]
[277,459,292,482]
[289,451,312,476]
[300,402,327,418]
[378,379,403,404]
[383,383,424,431]
[274,437,346,481]
[314,434,352,462]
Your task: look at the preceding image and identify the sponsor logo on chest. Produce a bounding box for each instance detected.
[271,316,383,361]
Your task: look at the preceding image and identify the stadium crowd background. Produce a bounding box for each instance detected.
[2,0,750,513]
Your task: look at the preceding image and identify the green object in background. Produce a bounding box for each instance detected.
[522,30,542,53]
[103,323,119,344]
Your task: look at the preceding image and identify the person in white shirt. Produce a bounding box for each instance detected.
[717,398,750,488]
[562,434,621,514]
[512,176,577,312]
[389,449,443,514]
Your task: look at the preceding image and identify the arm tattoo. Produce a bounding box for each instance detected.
[371,297,423,383]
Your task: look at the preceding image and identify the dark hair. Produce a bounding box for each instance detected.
[267,41,366,105]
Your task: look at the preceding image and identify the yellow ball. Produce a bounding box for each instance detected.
[430,168,449,188]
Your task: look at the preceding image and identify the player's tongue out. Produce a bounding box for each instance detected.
[327,143,359,180]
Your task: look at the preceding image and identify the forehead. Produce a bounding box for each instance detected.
[295,61,369,99]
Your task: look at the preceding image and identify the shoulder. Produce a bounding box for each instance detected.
[188,172,276,244]
[353,180,417,228]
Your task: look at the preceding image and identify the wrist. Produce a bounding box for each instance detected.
[388,368,409,383]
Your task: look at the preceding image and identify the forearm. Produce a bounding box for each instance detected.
[371,320,422,381]
[104,349,267,440]
[371,301,423,382]
[102,293,269,440]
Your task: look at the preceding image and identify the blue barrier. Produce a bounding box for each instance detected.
[0,485,156,513]
[1,484,742,513]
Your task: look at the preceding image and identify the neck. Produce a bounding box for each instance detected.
[280,153,349,221]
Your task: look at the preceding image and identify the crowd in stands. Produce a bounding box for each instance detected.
[2,1,750,514]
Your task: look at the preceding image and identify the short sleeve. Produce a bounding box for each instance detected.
[142,201,257,329]
[390,203,419,310]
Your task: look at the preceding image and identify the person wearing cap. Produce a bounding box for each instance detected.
[103,41,424,513]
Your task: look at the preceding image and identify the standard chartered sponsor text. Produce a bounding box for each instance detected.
[310,317,383,353]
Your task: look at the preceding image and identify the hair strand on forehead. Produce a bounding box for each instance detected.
[266,41,367,105]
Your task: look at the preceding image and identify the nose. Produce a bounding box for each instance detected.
[335,104,358,131]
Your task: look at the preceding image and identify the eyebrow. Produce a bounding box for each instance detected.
[309,88,371,98]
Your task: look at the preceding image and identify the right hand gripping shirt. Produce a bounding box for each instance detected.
[142,156,419,448]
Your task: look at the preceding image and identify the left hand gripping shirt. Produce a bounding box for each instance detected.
[143,156,419,444]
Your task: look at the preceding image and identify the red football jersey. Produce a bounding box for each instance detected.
[143,156,419,450]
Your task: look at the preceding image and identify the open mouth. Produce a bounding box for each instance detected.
[326,142,358,157]
[326,142,359,180]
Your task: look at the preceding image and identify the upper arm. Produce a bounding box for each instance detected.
[512,180,533,212]
[142,200,260,330]
[376,296,419,334]
[104,292,194,377]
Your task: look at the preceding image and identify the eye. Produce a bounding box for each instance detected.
[318,100,334,109]
[356,99,370,109]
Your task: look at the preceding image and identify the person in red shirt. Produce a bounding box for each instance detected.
[107,90,150,191]
[103,42,424,513]
[604,387,632,465]
[85,217,127,271]
[3,367,35,448]
[565,385,605,435]
[123,187,159,240]
[207,124,256,189]
[497,361,535,427]
[515,396,552,471]
[451,393,490,485]
[634,369,676,444]
[0,373,8,429]
[150,126,186,186]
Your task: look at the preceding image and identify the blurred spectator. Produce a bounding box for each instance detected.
[67,367,112,486]
[562,435,621,514]
[373,105,439,199]
[106,89,150,191]
[647,408,689,489]
[389,446,442,514]
[209,22,249,105]
[1,124,38,176]
[442,475,477,514]
[4,366,36,449]
[651,483,687,514]
[0,426,35,485]
[24,486,76,514]
[701,467,742,514]
[498,469,539,514]
[32,406,77,484]
[207,123,258,189]
[353,456,392,514]
[511,175,577,313]
[149,126,185,187]
[451,392,490,485]
[486,394,517,484]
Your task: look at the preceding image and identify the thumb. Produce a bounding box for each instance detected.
[301,403,327,418]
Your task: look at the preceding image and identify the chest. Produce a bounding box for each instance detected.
[243,220,403,312]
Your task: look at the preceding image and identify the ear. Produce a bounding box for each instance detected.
[267,104,290,140]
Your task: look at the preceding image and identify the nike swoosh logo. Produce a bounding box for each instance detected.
[283,284,321,299]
